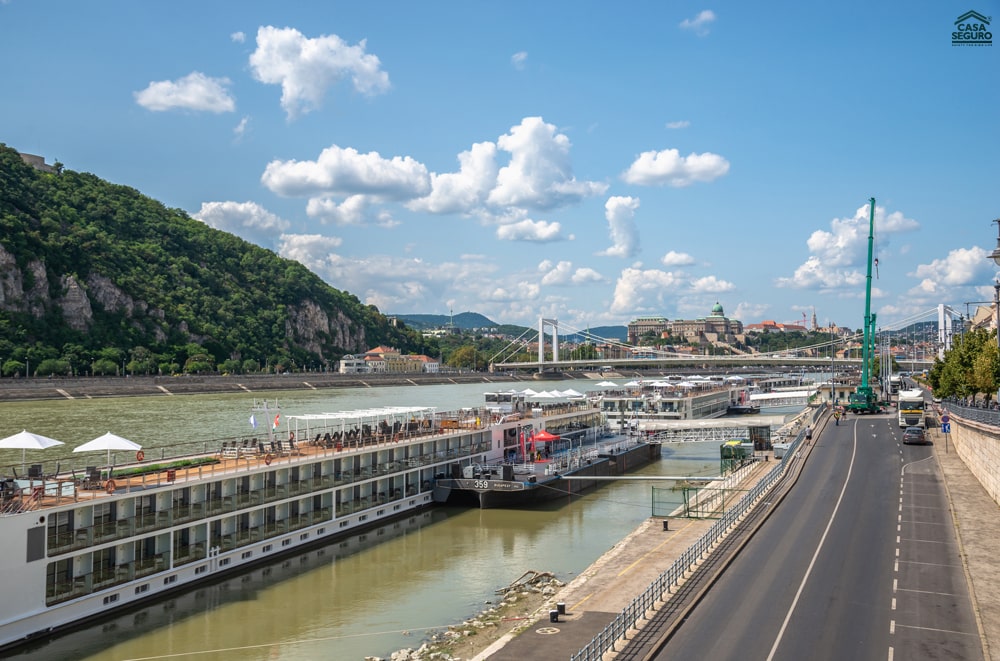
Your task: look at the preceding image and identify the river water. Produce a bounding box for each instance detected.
[2,379,731,661]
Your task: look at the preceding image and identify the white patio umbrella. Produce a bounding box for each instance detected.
[0,430,65,474]
[596,381,617,388]
[73,432,143,472]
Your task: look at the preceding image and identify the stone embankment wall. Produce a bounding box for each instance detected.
[951,415,1000,505]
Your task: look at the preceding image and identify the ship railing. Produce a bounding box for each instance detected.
[6,406,516,496]
[28,437,486,522]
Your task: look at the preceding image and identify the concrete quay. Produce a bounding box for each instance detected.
[476,417,999,661]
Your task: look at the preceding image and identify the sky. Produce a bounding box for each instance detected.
[2,1,999,335]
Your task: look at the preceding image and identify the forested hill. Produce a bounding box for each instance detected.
[0,144,432,376]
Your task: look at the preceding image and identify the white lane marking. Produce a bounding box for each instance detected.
[765,417,859,661]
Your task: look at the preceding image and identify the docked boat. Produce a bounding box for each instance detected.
[431,391,661,509]
[0,396,591,653]
[597,377,738,428]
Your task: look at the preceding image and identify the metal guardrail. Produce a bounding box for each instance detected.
[570,423,810,661]
[938,399,1000,427]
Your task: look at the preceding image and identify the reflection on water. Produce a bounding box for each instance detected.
[0,381,724,661]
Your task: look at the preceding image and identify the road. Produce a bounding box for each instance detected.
[653,412,983,660]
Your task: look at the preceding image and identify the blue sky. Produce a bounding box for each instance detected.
[2,1,998,333]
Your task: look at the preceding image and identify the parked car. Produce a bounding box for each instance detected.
[902,426,928,445]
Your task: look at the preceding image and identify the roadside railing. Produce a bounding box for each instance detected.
[570,425,808,661]
[939,399,1000,427]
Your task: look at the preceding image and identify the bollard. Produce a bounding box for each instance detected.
[549,609,559,623]
[557,602,566,615]
[662,519,669,531]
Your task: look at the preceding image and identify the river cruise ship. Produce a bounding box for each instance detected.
[431,391,660,508]
[0,396,606,652]
[598,377,738,427]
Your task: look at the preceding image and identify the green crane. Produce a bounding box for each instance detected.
[847,197,881,414]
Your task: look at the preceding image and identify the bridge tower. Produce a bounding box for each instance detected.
[538,318,559,372]
[938,304,956,359]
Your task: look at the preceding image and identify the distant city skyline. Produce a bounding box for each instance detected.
[2,2,997,332]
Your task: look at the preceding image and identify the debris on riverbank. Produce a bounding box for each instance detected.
[371,571,564,661]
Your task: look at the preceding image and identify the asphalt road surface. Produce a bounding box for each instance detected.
[654,412,983,660]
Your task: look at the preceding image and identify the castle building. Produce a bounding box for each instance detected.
[669,303,745,345]
[626,316,669,344]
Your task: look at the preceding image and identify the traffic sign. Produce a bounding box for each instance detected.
[941,414,950,424]
[942,422,951,434]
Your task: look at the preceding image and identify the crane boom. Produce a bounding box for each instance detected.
[847,197,881,414]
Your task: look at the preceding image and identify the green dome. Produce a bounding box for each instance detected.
[711,302,724,316]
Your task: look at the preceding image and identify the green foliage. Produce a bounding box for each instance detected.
[929,328,999,402]
[0,144,432,371]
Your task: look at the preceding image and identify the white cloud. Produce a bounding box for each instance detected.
[407,141,499,214]
[622,148,730,187]
[777,203,921,290]
[511,51,528,70]
[775,255,865,290]
[666,120,690,129]
[279,234,345,268]
[134,72,235,113]
[488,117,608,210]
[571,267,604,284]
[911,246,989,287]
[539,261,604,286]
[231,31,246,43]
[598,196,640,258]
[610,267,685,314]
[680,10,716,36]
[732,302,769,321]
[540,260,574,285]
[306,194,398,226]
[261,144,430,199]
[233,116,250,140]
[193,201,290,244]
[690,275,735,293]
[661,250,695,266]
[496,218,564,242]
[249,26,390,119]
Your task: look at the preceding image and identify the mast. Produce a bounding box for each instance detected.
[858,198,876,402]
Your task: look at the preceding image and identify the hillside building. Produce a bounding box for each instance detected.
[337,346,440,374]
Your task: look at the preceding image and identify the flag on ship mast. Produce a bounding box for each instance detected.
[249,414,257,429]
[273,413,280,429]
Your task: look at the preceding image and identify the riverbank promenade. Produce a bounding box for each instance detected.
[478,419,1000,661]
[478,458,776,661]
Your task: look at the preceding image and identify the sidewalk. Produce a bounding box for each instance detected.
[931,427,998,661]
[478,461,774,661]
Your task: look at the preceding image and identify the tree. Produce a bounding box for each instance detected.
[448,346,477,370]
[35,358,71,376]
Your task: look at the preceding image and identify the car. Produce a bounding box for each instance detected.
[902,426,928,445]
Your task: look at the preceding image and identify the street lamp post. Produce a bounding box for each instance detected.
[989,218,1000,354]
[829,323,836,406]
